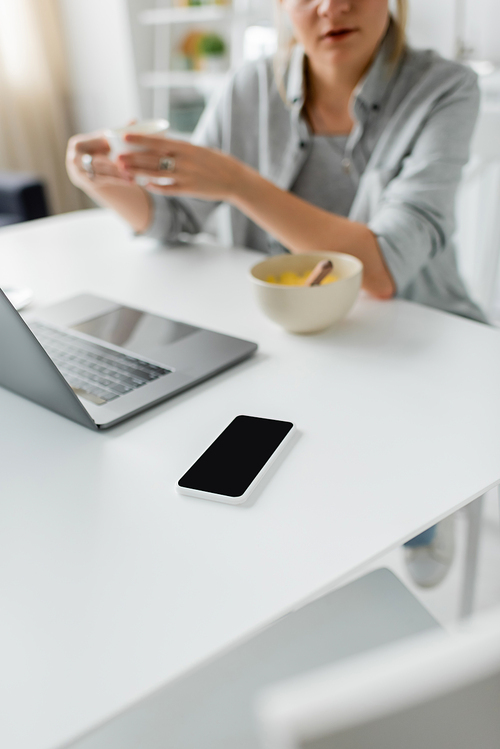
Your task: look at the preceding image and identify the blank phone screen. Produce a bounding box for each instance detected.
[178,415,294,497]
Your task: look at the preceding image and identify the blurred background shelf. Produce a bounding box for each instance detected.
[139,5,233,25]
[140,70,227,88]
[128,0,274,132]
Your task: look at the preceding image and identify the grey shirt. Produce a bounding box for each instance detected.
[144,24,485,322]
[292,135,357,217]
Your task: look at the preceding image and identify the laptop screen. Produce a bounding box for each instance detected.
[72,306,197,353]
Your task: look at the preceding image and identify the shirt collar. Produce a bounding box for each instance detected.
[285,19,399,114]
[353,20,399,114]
[286,44,307,108]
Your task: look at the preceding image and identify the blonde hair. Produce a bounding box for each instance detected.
[274,0,409,103]
[392,0,408,62]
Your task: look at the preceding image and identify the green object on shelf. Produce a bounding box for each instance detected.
[198,33,226,56]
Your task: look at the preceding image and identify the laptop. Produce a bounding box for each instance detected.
[0,289,257,429]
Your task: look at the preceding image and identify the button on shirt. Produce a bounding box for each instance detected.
[144,22,485,322]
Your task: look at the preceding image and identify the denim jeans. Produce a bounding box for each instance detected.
[404,524,437,548]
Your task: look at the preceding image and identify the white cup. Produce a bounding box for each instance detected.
[104,118,170,185]
[104,119,170,160]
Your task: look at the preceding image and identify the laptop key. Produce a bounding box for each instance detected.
[107,383,133,394]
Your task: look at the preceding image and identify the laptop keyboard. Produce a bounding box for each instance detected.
[29,322,172,406]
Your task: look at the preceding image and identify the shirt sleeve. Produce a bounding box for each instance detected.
[368,68,480,294]
[143,193,202,243]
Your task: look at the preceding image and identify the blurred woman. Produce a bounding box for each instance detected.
[67,0,484,321]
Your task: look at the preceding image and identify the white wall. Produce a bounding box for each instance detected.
[58,0,140,134]
[406,0,457,59]
[406,0,500,62]
[462,0,500,64]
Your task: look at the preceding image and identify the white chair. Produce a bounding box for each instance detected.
[63,569,439,749]
[257,605,500,749]
[455,102,500,320]
[453,99,500,618]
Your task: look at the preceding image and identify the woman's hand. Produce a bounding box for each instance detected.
[117,134,244,202]
[65,131,153,233]
[66,132,132,191]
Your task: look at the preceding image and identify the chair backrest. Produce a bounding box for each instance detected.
[257,606,500,749]
[454,106,500,318]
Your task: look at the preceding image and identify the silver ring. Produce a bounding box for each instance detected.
[81,153,95,180]
[158,156,175,173]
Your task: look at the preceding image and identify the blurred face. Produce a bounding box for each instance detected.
[282,0,390,72]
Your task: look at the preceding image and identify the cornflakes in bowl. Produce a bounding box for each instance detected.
[249,252,363,333]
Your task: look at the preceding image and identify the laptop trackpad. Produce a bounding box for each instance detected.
[71,306,198,359]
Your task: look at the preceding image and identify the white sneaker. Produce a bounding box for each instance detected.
[404,516,456,588]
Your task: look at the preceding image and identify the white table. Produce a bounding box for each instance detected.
[1,210,499,749]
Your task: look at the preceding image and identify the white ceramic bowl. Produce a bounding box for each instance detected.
[104,119,169,158]
[249,252,363,333]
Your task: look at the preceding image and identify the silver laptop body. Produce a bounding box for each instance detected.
[0,290,257,429]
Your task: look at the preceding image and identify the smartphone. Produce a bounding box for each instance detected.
[176,415,296,505]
